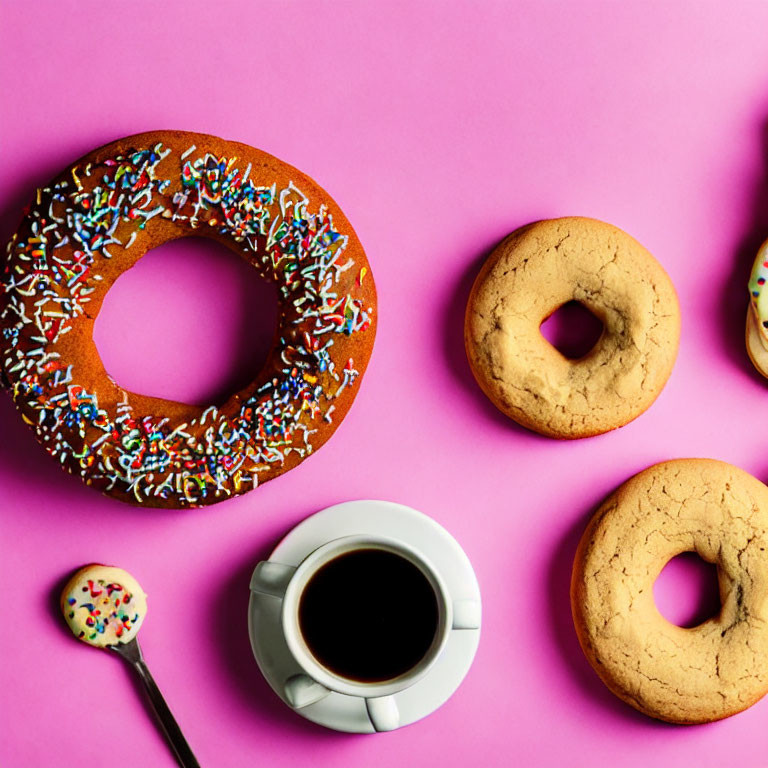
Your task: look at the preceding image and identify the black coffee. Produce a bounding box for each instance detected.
[298,548,439,683]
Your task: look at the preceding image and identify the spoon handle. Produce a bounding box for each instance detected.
[113,640,201,768]
[132,658,201,768]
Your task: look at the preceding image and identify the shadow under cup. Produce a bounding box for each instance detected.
[284,538,452,697]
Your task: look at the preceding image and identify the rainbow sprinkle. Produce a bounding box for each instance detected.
[749,240,768,344]
[1,142,373,506]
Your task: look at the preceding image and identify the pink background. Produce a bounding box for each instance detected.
[3,2,768,766]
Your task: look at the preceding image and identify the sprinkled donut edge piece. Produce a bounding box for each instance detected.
[746,238,768,377]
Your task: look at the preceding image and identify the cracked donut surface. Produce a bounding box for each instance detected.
[571,458,768,724]
[464,217,679,438]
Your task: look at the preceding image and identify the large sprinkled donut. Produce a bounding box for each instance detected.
[0,131,376,508]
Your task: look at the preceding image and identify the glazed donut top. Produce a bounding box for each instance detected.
[749,239,768,348]
[0,132,375,507]
[61,564,147,647]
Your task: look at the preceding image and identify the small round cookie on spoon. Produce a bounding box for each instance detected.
[60,564,199,768]
[61,564,147,647]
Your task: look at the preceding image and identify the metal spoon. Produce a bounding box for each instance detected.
[109,637,201,768]
[60,565,201,768]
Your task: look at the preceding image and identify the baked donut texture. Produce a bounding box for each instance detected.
[464,217,680,438]
[61,564,147,647]
[571,459,768,724]
[0,131,376,508]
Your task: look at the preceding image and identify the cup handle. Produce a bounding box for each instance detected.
[452,599,481,630]
[366,695,400,732]
[283,674,332,709]
[249,561,296,599]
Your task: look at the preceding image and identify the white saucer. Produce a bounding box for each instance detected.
[247,500,482,733]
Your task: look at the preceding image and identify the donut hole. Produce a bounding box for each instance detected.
[93,237,278,407]
[540,301,603,360]
[653,552,721,628]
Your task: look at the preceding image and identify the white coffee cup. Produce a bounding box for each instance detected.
[250,534,481,732]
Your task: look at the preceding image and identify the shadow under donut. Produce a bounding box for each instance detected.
[441,238,545,439]
[546,506,679,729]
